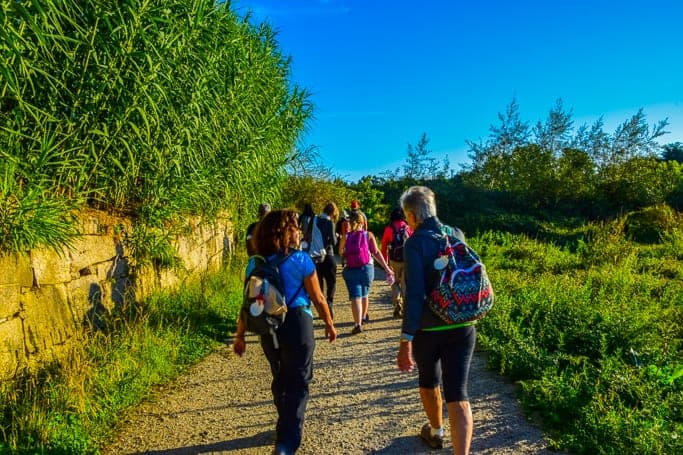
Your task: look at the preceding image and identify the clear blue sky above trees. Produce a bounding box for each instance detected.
[233,0,683,181]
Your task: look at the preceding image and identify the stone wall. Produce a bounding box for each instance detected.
[0,209,233,381]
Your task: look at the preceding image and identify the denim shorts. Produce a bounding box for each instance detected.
[342,264,374,298]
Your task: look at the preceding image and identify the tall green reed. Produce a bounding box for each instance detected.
[1,0,312,255]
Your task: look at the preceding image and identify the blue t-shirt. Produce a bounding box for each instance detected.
[245,251,315,316]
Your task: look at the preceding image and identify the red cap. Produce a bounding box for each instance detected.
[350,200,360,209]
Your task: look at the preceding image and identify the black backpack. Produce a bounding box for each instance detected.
[241,254,302,347]
[388,224,407,262]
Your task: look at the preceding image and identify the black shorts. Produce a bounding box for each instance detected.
[413,326,476,402]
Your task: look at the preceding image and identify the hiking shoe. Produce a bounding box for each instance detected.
[420,423,444,450]
[362,314,370,323]
[272,445,291,455]
[351,325,362,335]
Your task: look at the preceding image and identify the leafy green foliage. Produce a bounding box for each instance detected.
[0,164,81,254]
[624,204,681,244]
[476,225,683,454]
[281,175,356,218]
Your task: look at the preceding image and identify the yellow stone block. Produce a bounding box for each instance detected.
[0,318,26,380]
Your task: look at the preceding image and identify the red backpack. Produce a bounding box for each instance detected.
[344,231,370,268]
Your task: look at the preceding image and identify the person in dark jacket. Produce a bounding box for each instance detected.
[396,186,475,455]
[315,202,339,319]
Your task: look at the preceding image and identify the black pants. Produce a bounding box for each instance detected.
[315,254,337,312]
[413,325,476,402]
[260,307,315,453]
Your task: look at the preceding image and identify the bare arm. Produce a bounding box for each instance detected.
[233,314,247,356]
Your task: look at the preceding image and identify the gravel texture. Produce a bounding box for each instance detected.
[105,268,559,455]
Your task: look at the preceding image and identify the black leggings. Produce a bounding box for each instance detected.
[315,254,337,303]
[413,326,476,402]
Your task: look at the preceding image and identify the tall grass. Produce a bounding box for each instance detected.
[1,0,311,256]
[474,221,683,454]
[0,263,244,453]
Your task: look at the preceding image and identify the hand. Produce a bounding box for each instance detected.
[325,323,337,342]
[233,336,246,357]
[397,341,414,372]
[385,272,395,285]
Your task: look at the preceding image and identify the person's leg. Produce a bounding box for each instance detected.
[260,335,284,438]
[350,297,363,325]
[315,261,325,293]
[390,260,405,316]
[322,255,336,318]
[361,265,374,321]
[342,267,362,329]
[325,255,337,305]
[441,326,476,455]
[276,309,315,453]
[315,261,330,319]
[419,386,443,430]
[447,401,472,455]
[413,331,444,432]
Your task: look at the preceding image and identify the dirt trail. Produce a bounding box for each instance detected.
[105,267,556,454]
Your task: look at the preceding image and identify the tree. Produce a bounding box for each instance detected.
[486,97,531,156]
[402,133,447,180]
[555,148,597,213]
[466,98,530,187]
[572,118,610,168]
[662,142,683,163]
[608,109,669,164]
[533,98,574,156]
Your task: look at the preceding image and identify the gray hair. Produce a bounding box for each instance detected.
[399,186,437,223]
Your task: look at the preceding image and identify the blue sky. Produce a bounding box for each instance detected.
[233,0,683,182]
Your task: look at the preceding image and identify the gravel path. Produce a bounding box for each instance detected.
[105,267,557,455]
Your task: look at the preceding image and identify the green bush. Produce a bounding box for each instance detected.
[478,228,683,454]
[624,204,680,244]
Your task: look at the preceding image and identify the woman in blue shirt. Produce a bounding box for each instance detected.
[233,209,336,455]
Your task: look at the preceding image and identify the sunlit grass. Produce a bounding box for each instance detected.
[0,264,244,453]
[476,223,683,455]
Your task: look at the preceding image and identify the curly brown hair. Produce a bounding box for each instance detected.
[253,209,299,256]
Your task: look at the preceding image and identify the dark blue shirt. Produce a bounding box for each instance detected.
[402,216,465,337]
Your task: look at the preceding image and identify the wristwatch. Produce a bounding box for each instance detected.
[400,333,413,343]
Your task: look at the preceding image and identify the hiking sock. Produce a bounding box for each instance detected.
[430,426,444,438]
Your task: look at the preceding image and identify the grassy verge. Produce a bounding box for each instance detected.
[474,224,683,455]
[0,262,244,454]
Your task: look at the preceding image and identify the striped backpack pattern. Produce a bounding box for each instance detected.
[426,227,494,325]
